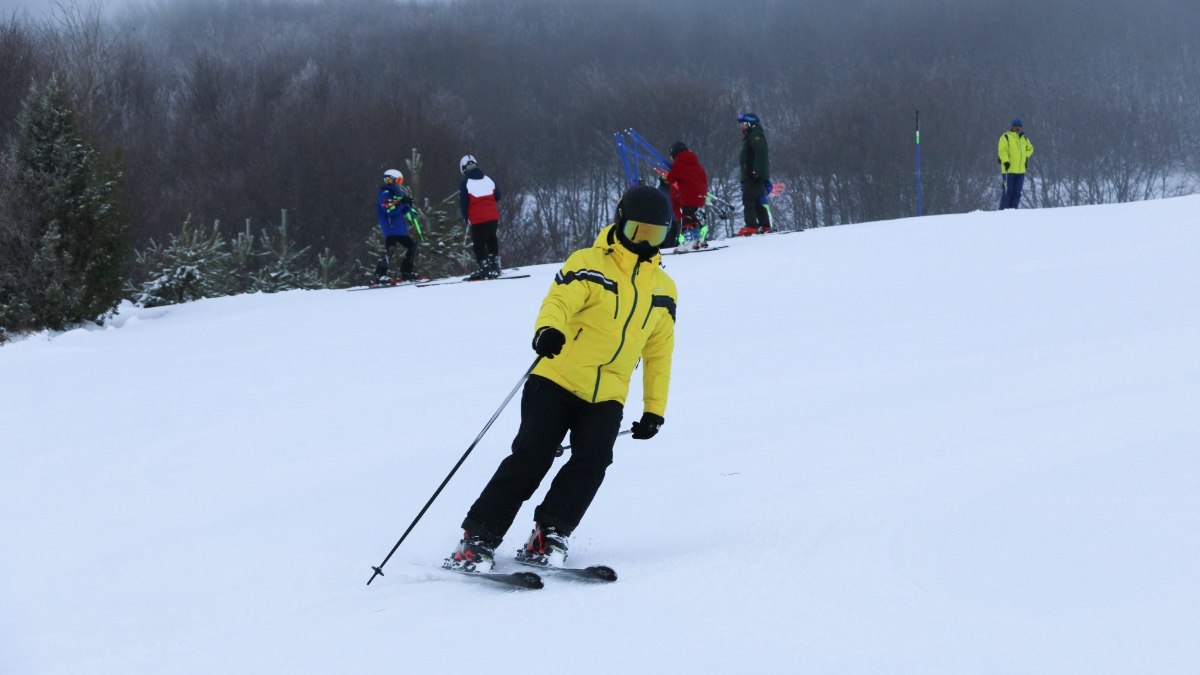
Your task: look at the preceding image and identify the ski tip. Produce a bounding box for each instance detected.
[514,571,545,589]
[587,565,618,582]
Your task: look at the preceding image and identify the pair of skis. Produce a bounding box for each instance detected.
[347,277,431,292]
[450,562,617,590]
[662,244,729,256]
[416,272,530,288]
[348,272,529,291]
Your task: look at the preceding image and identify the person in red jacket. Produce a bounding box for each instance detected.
[458,154,503,280]
[662,141,709,251]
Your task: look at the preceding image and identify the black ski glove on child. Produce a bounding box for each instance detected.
[631,413,665,440]
[532,326,566,358]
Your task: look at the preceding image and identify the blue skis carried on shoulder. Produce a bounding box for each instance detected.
[613,128,671,187]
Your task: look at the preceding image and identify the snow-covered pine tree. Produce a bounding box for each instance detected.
[128,216,231,307]
[250,213,319,293]
[0,75,129,334]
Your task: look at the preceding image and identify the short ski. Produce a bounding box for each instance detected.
[445,568,544,589]
[417,273,531,287]
[515,561,617,582]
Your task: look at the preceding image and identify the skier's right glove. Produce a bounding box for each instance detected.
[631,413,665,440]
[532,326,566,359]
[1003,161,1011,171]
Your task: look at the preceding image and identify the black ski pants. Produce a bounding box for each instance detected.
[741,178,771,230]
[469,220,499,266]
[375,235,417,277]
[463,375,623,546]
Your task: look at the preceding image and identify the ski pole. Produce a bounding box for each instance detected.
[366,357,541,585]
[555,429,632,457]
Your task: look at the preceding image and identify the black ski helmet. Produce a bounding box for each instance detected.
[614,185,674,257]
[668,141,688,159]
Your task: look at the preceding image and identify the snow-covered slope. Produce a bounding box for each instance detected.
[3,197,1198,674]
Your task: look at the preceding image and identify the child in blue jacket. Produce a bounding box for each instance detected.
[374,169,422,282]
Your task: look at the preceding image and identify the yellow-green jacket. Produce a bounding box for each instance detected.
[998,131,1034,174]
[531,224,677,416]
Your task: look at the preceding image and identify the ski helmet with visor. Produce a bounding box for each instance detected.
[614,185,673,257]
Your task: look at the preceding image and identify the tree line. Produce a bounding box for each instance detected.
[2,0,1198,339]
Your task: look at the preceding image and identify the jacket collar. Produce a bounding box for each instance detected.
[597,224,660,270]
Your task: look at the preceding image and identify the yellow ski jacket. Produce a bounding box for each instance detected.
[531,225,677,416]
[998,131,1034,174]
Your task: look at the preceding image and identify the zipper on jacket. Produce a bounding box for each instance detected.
[592,261,640,402]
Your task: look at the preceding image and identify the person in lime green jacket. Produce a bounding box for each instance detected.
[445,185,678,574]
[998,118,1034,209]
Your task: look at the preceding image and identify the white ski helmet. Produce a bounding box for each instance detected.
[383,168,403,182]
[459,154,478,174]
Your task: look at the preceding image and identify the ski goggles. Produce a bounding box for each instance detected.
[623,219,671,247]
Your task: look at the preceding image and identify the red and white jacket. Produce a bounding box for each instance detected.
[459,167,501,224]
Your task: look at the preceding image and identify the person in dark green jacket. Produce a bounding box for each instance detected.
[738,112,772,235]
[998,118,1035,210]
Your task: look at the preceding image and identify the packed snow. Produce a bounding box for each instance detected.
[3,197,1198,673]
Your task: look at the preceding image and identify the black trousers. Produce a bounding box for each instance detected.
[741,179,771,229]
[469,220,499,265]
[463,375,623,546]
[375,235,417,276]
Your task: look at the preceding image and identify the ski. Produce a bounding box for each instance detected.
[664,245,728,256]
[416,273,531,288]
[348,278,429,292]
[445,568,544,590]
[515,561,618,582]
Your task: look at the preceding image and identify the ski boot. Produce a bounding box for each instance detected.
[443,531,496,573]
[466,264,490,281]
[515,523,568,568]
[757,225,771,234]
[486,254,502,279]
[737,226,757,237]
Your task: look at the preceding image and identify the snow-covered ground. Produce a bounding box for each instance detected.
[3,197,1198,674]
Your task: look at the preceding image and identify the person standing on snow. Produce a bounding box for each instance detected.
[998,118,1034,210]
[444,185,678,574]
[663,141,710,252]
[374,169,422,283]
[737,112,772,236]
[458,154,503,280]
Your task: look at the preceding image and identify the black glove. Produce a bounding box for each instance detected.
[1003,161,1010,171]
[630,413,665,440]
[532,326,565,358]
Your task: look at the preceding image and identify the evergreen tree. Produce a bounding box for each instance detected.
[128,216,231,307]
[252,217,319,292]
[0,75,129,335]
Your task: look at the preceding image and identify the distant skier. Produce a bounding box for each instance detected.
[998,118,1034,210]
[444,185,678,574]
[374,169,422,283]
[737,112,772,235]
[458,154,503,280]
[663,141,710,252]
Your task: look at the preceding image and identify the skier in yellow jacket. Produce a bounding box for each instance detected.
[445,185,678,573]
[998,118,1034,209]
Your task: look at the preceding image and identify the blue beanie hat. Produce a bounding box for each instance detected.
[1011,118,1023,127]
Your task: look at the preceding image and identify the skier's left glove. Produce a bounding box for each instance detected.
[630,413,665,440]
